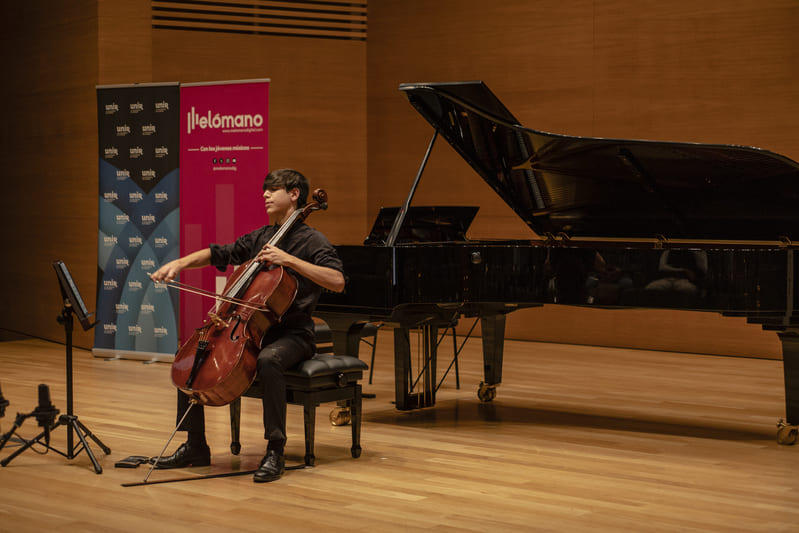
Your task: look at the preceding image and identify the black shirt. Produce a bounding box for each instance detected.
[208,222,344,343]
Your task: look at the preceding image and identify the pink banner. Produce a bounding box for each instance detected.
[179,79,270,343]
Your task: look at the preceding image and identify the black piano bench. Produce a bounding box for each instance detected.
[228,353,368,466]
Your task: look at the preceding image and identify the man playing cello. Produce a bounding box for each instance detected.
[149,168,345,482]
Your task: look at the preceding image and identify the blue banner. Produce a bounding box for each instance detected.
[94,83,180,360]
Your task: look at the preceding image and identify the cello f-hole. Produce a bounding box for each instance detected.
[229,315,242,342]
[186,340,211,389]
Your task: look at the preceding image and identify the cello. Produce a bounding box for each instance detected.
[169,189,329,407]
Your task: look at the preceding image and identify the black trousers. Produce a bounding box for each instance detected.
[175,332,314,453]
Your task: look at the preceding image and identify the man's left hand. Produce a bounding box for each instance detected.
[256,244,291,266]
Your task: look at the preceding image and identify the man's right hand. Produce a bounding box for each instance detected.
[148,249,212,283]
[149,259,183,282]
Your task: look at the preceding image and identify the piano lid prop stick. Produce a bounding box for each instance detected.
[385,130,438,247]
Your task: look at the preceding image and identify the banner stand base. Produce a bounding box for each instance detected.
[92,348,174,363]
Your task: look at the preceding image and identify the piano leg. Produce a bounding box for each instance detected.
[478,314,506,402]
[393,328,411,410]
[393,325,437,410]
[776,331,799,444]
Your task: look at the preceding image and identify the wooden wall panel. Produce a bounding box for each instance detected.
[98,0,152,83]
[150,28,367,245]
[0,2,99,348]
[367,0,797,358]
[590,2,799,155]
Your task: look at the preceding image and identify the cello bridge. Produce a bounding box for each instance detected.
[207,312,230,328]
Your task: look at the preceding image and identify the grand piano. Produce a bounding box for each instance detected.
[316,81,799,444]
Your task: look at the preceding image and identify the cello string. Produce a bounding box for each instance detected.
[211,207,303,303]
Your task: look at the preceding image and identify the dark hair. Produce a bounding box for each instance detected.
[263,168,309,207]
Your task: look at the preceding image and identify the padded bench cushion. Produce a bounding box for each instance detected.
[287,354,368,378]
[284,354,368,390]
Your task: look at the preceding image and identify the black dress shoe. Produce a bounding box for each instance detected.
[254,450,285,483]
[153,441,211,469]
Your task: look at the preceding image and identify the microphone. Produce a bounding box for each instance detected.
[33,384,59,445]
[0,382,9,418]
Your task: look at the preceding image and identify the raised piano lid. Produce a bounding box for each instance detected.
[399,81,799,242]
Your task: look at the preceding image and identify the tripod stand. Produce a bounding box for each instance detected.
[0,304,110,473]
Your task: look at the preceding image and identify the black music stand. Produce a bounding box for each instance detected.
[0,261,110,473]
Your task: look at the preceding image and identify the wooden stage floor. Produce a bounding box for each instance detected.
[0,331,797,532]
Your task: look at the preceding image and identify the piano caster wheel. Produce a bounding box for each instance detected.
[776,419,798,445]
[230,442,241,455]
[330,406,351,426]
[477,382,497,403]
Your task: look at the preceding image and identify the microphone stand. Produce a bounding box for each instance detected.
[0,411,34,452]
[0,303,110,473]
